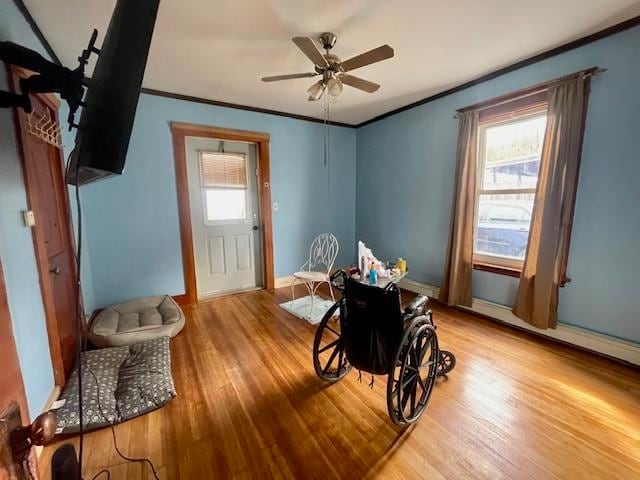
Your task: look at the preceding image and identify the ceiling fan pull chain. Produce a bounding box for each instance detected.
[327,97,331,190]
[323,94,328,168]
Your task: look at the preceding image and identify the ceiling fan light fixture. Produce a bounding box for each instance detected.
[307,79,326,101]
[327,77,343,97]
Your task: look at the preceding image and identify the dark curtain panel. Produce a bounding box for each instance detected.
[513,74,590,328]
[439,111,479,307]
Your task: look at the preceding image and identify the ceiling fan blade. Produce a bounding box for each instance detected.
[340,45,394,72]
[340,74,380,93]
[292,37,329,68]
[261,73,317,82]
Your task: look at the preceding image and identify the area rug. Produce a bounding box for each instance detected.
[279,295,337,325]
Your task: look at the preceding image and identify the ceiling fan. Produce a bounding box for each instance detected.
[261,32,394,101]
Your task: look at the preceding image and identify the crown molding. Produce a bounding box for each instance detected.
[141,88,355,128]
[356,15,640,127]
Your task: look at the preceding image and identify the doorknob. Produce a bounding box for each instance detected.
[49,266,61,275]
[252,225,259,231]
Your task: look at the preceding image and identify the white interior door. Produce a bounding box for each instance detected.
[186,137,263,297]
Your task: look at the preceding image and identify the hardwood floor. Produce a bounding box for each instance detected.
[39,287,640,479]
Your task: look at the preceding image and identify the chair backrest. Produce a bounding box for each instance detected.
[342,278,404,375]
[306,233,339,273]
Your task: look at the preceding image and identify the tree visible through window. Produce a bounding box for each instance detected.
[474,110,547,270]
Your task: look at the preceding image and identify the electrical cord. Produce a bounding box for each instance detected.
[69,150,85,479]
[68,152,160,480]
[85,367,160,480]
[90,470,110,480]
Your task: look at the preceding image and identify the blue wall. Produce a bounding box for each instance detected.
[0,0,55,418]
[356,26,640,343]
[78,95,357,307]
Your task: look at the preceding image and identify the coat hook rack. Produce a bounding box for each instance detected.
[26,109,62,148]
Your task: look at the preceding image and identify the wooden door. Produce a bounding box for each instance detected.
[0,261,32,480]
[10,69,78,386]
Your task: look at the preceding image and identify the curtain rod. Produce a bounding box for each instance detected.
[454,66,606,117]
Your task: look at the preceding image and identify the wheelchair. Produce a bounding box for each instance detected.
[312,270,456,426]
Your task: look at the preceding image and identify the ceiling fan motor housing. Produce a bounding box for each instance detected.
[315,54,342,78]
[319,32,337,51]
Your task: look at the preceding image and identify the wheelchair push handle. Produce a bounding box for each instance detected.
[403,294,429,316]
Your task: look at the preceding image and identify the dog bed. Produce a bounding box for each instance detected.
[88,295,185,348]
[55,337,176,434]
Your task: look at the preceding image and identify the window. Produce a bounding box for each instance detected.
[474,105,547,272]
[198,152,248,223]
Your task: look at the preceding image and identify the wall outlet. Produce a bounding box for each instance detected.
[21,211,35,228]
[273,202,278,212]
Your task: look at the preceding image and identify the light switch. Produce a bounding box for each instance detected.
[273,202,278,211]
[22,210,35,227]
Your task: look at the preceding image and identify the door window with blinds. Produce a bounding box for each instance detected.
[198,151,249,223]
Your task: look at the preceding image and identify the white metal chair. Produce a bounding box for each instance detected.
[291,233,339,317]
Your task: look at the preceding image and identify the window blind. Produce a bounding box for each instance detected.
[199,152,248,189]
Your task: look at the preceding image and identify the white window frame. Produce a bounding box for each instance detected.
[473,108,547,271]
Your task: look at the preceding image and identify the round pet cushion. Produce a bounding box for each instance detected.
[88,295,185,347]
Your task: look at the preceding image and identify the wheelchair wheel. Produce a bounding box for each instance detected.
[313,300,352,382]
[387,316,438,426]
[437,350,456,376]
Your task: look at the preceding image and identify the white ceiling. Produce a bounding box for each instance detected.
[23,0,640,125]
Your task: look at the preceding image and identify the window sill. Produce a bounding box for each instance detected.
[473,261,521,278]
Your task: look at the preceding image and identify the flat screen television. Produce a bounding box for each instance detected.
[66,0,160,185]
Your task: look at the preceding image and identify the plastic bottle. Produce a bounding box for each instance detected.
[369,262,378,285]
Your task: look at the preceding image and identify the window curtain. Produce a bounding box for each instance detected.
[513,74,589,328]
[439,110,479,307]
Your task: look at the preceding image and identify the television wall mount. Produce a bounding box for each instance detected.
[0,29,100,130]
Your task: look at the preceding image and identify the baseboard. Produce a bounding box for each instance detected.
[399,278,640,366]
[274,276,295,289]
[42,385,61,413]
[35,385,62,458]
[172,293,191,305]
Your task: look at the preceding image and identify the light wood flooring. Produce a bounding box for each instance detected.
[39,287,640,479]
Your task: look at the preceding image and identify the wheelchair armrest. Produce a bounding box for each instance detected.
[404,295,428,316]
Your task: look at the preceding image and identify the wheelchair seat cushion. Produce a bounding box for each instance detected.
[88,295,185,347]
[343,279,404,375]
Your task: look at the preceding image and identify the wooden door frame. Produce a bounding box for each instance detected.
[0,260,29,421]
[0,260,35,480]
[170,122,274,304]
[8,66,78,387]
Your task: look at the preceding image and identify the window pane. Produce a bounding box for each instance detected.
[475,193,534,260]
[205,189,246,221]
[482,115,546,190]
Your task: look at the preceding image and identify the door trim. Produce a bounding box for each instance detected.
[170,122,275,304]
[0,260,30,423]
[8,66,78,387]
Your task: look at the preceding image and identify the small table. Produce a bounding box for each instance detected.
[352,270,408,289]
